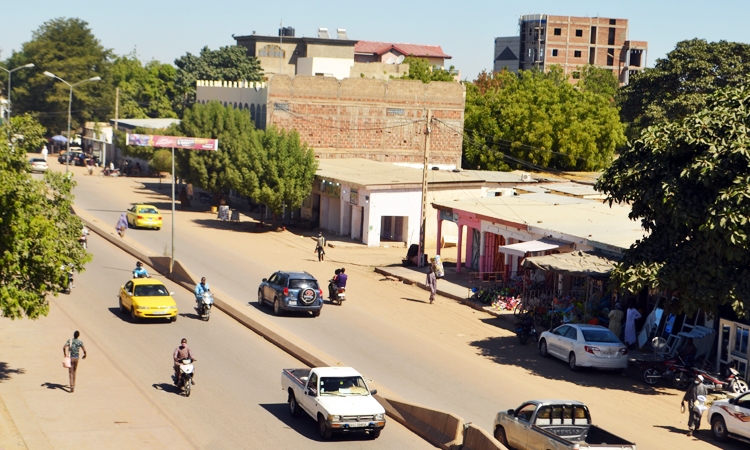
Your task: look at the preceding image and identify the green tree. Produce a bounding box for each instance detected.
[111,53,177,119]
[4,18,114,134]
[235,126,317,219]
[174,46,263,114]
[7,113,46,152]
[619,39,750,138]
[596,82,750,318]
[0,116,91,319]
[173,101,249,195]
[149,149,172,186]
[463,68,625,171]
[400,56,455,83]
[577,65,619,101]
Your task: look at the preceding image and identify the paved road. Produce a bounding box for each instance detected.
[27,230,428,449]
[64,164,743,449]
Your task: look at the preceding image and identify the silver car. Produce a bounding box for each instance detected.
[29,158,49,173]
[538,324,629,371]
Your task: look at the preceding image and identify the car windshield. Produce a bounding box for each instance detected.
[138,208,158,214]
[319,376,369,396]
[581,329,620,343]
[133,284,170,297]
[289,279,318,290]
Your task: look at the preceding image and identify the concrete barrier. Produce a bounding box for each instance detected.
[461,423,507,450]
[376,396,463,450]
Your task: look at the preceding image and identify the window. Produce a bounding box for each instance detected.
[589,48,596,64]
[609,19,617,25]
[565,327,578,340]
[575,29,583,37]
[553,28,561,36]
[735,325,749,355]
[572,71,581,79]
[551,49,558,57]
[289,279,318,290]
[607,49,615,66]
[590,26,597,44]
[608,28,616,46]
[516,404,537,422]
[273,102,289,111]
[554,326,570,336]
[308,373,318,393]
[259,44,285,58]
[574,50,582,58]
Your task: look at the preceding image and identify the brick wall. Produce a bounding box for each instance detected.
[267,75,464,167]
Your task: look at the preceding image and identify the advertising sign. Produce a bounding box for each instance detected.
[126,134,218,151]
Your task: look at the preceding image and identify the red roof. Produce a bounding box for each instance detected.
[354,41,451,59]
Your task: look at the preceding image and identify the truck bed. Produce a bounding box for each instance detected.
[282,368,311,388]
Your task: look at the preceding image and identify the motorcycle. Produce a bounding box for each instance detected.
[197,291,213,321]
[673,362,749,393]
[62,271,74,295]
[637,356,682,386]
[174,358,195,397]
[328,280,346,305]
[515,313,538,345]
[100,167,120,177]
[79,234,87,249]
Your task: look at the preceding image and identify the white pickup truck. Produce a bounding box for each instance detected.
[281,367,386,440]
[708,391,750,444]
[493,400,636,450]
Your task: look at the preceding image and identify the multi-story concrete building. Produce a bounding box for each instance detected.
[494,14,648,85]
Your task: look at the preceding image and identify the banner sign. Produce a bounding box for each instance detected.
[126,134,218,151]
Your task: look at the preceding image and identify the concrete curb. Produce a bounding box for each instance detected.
[74,207,496,449]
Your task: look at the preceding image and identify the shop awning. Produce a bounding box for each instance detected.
[499,238,567,258]
[521,251,618,278]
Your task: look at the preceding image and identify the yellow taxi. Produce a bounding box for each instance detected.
[126,204,162,230]
[119,278,178,322]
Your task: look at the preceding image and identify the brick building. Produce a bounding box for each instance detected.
[195,75,465,167]
[494,14,648,85]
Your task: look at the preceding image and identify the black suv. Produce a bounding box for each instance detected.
[258,271,323,317]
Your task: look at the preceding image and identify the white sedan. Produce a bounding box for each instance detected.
[538,324,629,371]
[708,391,750,443]
[29,158,49,173]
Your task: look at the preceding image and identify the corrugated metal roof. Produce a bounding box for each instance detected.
[112,118,180,130]
[537,182,606,199]
[354,41,451,59]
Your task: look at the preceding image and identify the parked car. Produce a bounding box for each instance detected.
[258,271,323,316]
[58,149,85,165]
[493,400,636,450]
[538,324,628,371]
[29,158,49,173]
[708,391,750,443]
[126,204,162,230]
[281,367,385,440]
[118,278,177,322]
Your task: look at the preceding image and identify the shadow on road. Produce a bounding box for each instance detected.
[106,307,173,324]
[468,330,675,396]
[259,403,375,442]
[248,301,319,318]
[152,382,181,395]
[0,362,26,382]
[652,425,745,449]
[41,382,68,392]
[400,297,428,304]
[179,312,202,320]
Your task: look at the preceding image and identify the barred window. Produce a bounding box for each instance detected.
[259,45,285,58]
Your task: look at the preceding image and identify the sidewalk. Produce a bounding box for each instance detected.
[0,303,191,450]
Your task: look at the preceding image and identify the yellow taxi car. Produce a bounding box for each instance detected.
[118,278,178,322]
[126,204,162,230]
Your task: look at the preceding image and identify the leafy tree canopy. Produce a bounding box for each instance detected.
[174,46,263,114]
[619,39,750,138]
[5,17,113,134]
[576,65,619,101]
[0,115,91,319]
[596,82,750,318]
[400,56,455,83]
[111,53,177,119]
[463,67,625,171]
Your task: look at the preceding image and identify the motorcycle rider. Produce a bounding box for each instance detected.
[173,338,196,386]
[195,277,210,310]
[133,261,150,278]
[328,269,341,300]
[335,267,348,291]
[79,225,90,249]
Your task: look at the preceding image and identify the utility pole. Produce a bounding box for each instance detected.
[279,19,284,75]
[417,110,432,267]
[107,87,119,169]
[171,146,175,274]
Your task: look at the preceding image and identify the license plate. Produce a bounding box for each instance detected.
[347,422,369,428]
[147,218,152,221]
[152,311,167,315]
[288,300,297,306]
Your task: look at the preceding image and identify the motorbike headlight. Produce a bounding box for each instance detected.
[328,415,341,422]
[375,413,385,421]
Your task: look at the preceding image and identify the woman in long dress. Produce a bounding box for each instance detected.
[608,303,624,340]
[116,213,128,238]
[624,304,642,347]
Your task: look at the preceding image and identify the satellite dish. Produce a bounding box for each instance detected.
[395,55,405,64]
[385,56,396,65]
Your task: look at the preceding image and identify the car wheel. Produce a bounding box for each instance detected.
[712,415,728,441]
[369,429,381,440]
[494,426,509,447]
[130,307,138,323]
[318,415,332,440]
[273,298,282,316]
[568,352,579,372]
[539,339,549,358]
[289,393,301,418]
[257,290,265,306]
[642,368,661,385]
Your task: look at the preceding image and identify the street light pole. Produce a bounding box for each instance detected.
[1,63,34,138]
[43,71,101,173]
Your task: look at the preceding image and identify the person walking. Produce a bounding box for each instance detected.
[426,265,437,304]
[41,145,49,161]
[682,375,708,436]
[116,213,128,238]
[608,303,624,340]
[315,232,326,262]
[63,331,87,393]
[624,303,641,348]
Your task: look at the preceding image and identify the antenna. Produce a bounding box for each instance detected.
[395,55,405,64]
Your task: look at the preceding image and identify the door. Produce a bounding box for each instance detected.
[359,207,364,242]
[560,326,580,356]
[121,281,134,309]
[301,372,319,417]
[470,229,480,269]
[507,403,536,450]
[264,273,279,301]
[126,206,136,225]
[394,217,404,242]
[548,325,570,358]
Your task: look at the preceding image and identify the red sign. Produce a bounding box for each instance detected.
[126,134,218,151]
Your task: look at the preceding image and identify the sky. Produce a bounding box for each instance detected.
[3,0,750,80]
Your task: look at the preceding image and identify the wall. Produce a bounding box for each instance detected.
[296,57,355,79]
[267,75,465,167]
[351,62,410,80]
[494,37,520,73]
[195,81,269,129]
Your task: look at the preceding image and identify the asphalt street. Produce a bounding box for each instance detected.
[62,163,744,450]
[50,231,429,449]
